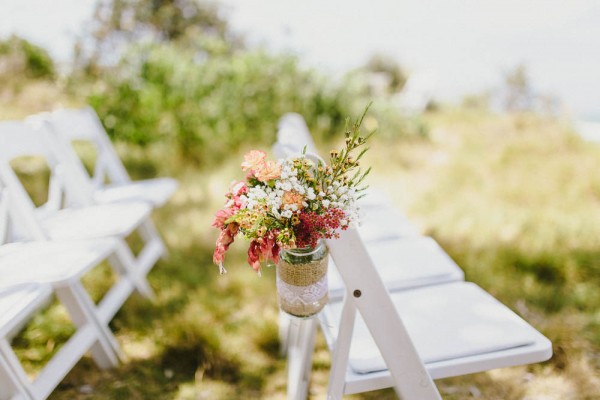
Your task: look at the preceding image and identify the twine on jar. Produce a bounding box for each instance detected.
[277,255,329,318]
[278,257,328,286]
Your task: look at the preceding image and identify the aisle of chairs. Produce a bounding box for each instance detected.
[0,108,178,400]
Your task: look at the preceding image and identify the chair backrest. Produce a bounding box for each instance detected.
[0,188,8,244]
[0,120,93,240]
[49,107,131,187]
[325,229,441,399]
[277,113,318,154]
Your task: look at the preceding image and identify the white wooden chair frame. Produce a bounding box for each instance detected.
[0,279,119,400]
[286,229,552,399]
[45,107,178,208]
[0,190,126,399]
[0,120,161,300]
[273,141,464,357]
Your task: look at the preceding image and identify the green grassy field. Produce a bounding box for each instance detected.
[6,104,600,399]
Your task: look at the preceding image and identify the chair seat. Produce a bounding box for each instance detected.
[321,282,552,381]
[328,236,464,299]
[39,202,152,240]
[357,206,420,242]
[0,240,117,287]
[94,177,178,207]
[0,284,52,337]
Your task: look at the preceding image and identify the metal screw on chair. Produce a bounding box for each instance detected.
[353,289,362,298]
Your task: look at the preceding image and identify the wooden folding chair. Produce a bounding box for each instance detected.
[287,229,552,399]
[0,187,134,399]
[273,145,463,355]
[0,284,52,400]
[45,107,178,208]
[0,120,161,300]
[0,240,127,399]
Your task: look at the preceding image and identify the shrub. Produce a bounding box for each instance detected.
[88,42,353,165]
[0,35,55,86]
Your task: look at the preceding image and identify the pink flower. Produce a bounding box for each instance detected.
[247,240,262,273]
[213,223,239,274]
[241,150,267,172]
[228,181,248,209]
[229,181,248,197]
[212,207,235,229]
[255,160,282,182]
[246,231,280,275]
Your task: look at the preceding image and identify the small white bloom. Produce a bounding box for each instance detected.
[282,210,293,218]
[322,199,330,208]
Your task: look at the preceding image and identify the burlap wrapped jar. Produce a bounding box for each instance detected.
[276,240,329,318]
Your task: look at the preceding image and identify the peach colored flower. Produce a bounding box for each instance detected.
[241,150,267,172]
[255,160,282,182]
[282,190,305,210]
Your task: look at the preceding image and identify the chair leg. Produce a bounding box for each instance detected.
[54,283,120,369]
[327,294,357,400]
[287,318,318,400]
[109,240,155,300]
[0,341,35,400]
[279,311,291,356]
[138,219,168,260]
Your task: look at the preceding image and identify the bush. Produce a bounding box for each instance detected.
[88,42,354,165]
[0,35,55,82]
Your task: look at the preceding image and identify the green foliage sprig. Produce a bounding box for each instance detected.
[313,104,375,199]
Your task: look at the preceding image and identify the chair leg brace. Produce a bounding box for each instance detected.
[0,340,35,400]
[327,292,357,399]
[286,318,318,400]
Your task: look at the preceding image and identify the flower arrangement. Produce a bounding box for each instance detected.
[212,110,373,275]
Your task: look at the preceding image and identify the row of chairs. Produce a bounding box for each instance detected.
[274,113,552,399]
[0,107,178,400]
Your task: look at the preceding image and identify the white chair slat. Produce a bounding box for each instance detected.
[327,236,464,300]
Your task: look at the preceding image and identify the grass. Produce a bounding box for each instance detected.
[5,104,600,399]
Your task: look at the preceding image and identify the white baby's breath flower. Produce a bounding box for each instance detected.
[282,210,293,218]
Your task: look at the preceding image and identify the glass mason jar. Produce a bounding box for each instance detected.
[276,240,329,318]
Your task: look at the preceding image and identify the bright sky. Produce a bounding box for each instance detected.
[1,0,599,117]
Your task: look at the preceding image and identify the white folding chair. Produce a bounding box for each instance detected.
[287,229,552,399]
[274,140,463,355]
[0,120,160,300]
[0,241,126,399]
[0,283,52,400]
[46,107,178,208]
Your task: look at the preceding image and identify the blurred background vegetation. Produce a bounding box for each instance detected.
[1,0,599,399]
